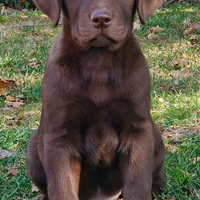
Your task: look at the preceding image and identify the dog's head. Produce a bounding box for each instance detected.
[34,0,162,50]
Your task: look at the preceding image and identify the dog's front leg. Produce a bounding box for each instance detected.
[42,134,81,200]
[119,121,155,200]
[39,99,97,200]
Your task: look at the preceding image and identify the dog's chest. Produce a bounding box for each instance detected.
[80,65,123,104]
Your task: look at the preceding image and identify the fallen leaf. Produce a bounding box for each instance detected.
[0,78,10,96]
[160,83,168,88]
[194,23,200,30]
[32,184,40,193]
[30,50,36,56]
[181,53,187,59]
[5,116,13,120]
[6,95,15,101]
[183,17,191,26]
[148,33,159,40]
[190,125,200,131]
[195,118,200,123]
[150,25,164,33]
[16,94,24,99]
[21,66,26,71]
[162,131,177,140]
[189,157,200,164]
[158,98,164,103]
[169,86,177,92]
[28,62,39,69]
[197,13,200,18]
[21,15,28,18]
[173,67,189,78]
[0,148,13,158]
[12,102,24,108]
[7,166,21,177]
[168,60,179,67]
[133,21,141,30]
[41,14,48,18]
[183,27,196,35]
[179,59,189,65]
[5,120,12,126]
[5,79,16,86]
[190,35,198,45]
[5,100,24,108]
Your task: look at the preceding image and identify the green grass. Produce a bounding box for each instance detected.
[0,2,200,199]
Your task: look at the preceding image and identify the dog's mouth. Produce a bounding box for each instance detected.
[73,34,122,50]
[89,35,118,47]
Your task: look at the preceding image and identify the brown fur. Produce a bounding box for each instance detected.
[26,0,165,199]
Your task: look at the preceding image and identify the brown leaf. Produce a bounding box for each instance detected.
[183,27,196,35]
[189,35,199,45]
[173,67,190,78]
[21,15,28,18]
[0,79,10,96]
[7,166,21,177]
[150,25,164,33]
[168,60,179,67]
[195,118,200,123]
[0,88,7,96]
[190,125,200,131]
[169,86,177,92]
[162,131,177,140]
[160,83,168,88]
[12,101,24,108]
[6,95,15,101]
[183,17,191,26]
[41,14,48,18]
[5,79,16,86]
[16,94,24,99]
[0,148,13,158]
[21,66,26,71]
[28,62,39,69]
[5,120,12,126]
[32,184,40,193]
[148,33,159,40]
[133,21,141,30]
[30,50,36,56]
[5,100,24,108]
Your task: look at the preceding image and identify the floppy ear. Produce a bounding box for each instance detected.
[34,0,61,26]
[136,0,163,25]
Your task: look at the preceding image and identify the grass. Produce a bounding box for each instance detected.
[0,2,200,200]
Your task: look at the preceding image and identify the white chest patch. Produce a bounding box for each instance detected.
[90,188,121,200]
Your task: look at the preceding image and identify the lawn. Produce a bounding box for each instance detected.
[0,2,200,200]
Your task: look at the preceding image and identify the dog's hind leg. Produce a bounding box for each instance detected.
[151,123,166,200]
[26,130,48,199]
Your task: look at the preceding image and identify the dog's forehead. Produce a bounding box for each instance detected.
[66,0,134,9]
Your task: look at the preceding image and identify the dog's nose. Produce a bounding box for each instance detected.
[91,9,112,29]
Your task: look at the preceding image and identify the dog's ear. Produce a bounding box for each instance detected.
[136,0,163,25]
[34,0,61,26]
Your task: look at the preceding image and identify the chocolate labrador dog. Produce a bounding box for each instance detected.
[26,0,165,199]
